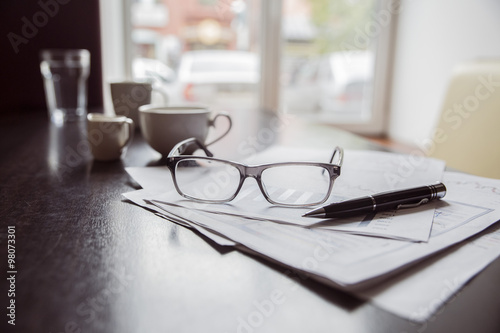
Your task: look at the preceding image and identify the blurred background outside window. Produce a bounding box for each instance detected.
[127,0,381,128]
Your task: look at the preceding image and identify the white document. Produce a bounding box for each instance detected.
[145,172,500,322]
[126,147,446,241]
[123,188,236,247]
[357,222,500,323]
[149,172,500,287]
[123,147,500,322]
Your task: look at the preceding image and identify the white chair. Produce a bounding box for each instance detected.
[428,59,500,179]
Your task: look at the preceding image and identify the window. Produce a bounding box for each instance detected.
[279,0,395,134]
[128,0,262,112]
[100,0,395,135]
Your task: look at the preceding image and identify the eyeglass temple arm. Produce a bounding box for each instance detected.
[328,146,344,166]
[168,137,214,157]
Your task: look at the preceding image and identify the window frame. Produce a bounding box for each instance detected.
[99,0,397,135]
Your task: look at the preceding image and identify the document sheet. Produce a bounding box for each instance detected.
[145,172,499,286]
[126,148,446,242]
[357,221,500,322]
[123,147,500,322]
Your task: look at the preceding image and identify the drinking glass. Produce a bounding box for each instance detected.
[40,49,90,124]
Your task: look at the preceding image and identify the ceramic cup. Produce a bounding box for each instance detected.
[87,113,134,161]
[110,81,168,129]
[139,105,232,156]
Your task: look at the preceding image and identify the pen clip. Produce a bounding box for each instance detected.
[397,198,429,209]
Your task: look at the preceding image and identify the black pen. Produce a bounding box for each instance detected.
[303,183,446,218]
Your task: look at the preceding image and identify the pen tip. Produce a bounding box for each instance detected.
[302,207,325,218]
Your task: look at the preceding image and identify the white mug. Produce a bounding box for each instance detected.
[110,81,168,128]
[139,105,232,156]
[87,113,134,161]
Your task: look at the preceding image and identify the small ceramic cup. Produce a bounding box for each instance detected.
[87,113,134,161]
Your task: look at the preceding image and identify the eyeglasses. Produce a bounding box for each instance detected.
[165,138,343,207]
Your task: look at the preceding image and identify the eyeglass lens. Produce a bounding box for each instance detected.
[260,165,331,205]
[176,158,241,201]
[175,158,332,205]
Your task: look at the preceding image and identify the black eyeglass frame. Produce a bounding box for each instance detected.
[165,137,343,207]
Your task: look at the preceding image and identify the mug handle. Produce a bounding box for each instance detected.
[122,118,135,148]
[205,112,233,146]
[152,87,169,105]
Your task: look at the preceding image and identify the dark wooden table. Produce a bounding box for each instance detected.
[1,109,500,333]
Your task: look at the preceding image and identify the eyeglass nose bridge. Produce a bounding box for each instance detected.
[239,165,266,191]
[242,165,262,179]
[238,165,273,203]
[239,164,267,186]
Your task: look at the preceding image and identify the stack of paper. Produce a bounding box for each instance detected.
[123,147,500,322]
